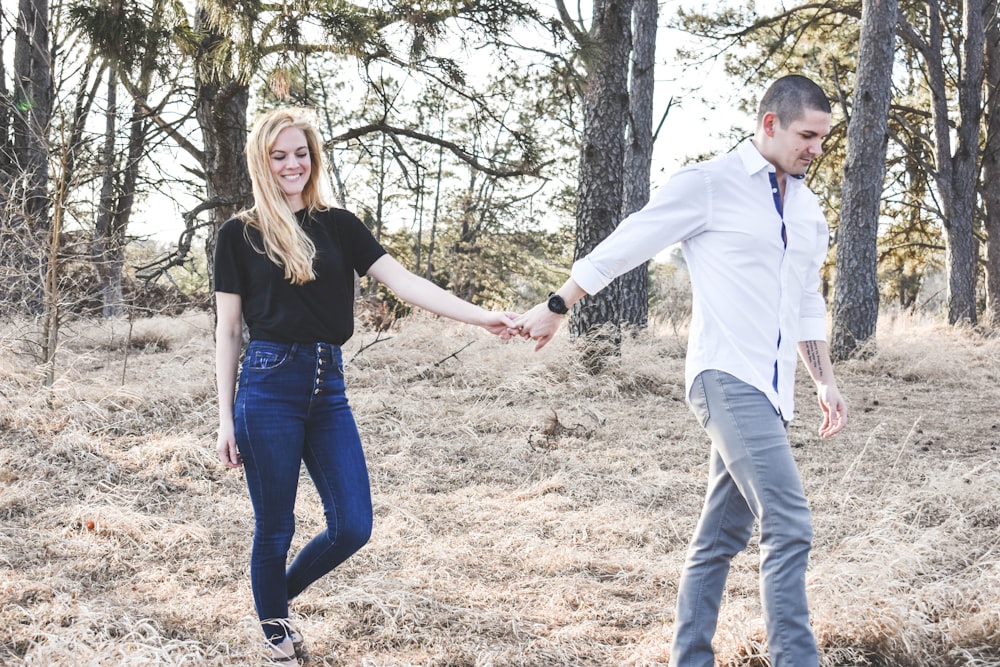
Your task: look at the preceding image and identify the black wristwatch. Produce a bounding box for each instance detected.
[547,292,569,315]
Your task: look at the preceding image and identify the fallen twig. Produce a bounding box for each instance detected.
[433,341,474,367]
[350,331,393,361]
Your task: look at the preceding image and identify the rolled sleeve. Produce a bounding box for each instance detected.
[569,167,710,296]
[798,308,829,342]
[571,256,615,295]
[797,215,831,343]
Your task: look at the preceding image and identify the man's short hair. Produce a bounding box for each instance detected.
[756,75,831,128]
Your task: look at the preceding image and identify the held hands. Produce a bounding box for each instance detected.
[513,301,564,351]
[480,310,521,340]
[476,302,563,349]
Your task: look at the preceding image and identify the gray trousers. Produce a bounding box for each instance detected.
[670,370,818,667]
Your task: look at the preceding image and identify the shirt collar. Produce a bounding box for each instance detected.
[737,138,806,181]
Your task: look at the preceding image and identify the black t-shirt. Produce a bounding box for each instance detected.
[214,207,387,344]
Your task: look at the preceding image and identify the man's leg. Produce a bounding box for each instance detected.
[671,370,817,667]
[670,445,755,666]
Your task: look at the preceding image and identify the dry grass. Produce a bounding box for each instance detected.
[1,309,998,666]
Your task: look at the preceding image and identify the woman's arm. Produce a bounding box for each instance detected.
[366,254,517,336]
[215,291,244,467]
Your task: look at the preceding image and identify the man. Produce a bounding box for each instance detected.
[515,74,848,666]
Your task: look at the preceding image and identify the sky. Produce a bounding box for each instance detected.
[126,2,757,245]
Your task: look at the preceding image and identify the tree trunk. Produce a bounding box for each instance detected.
[569,0,632,367]
[921,0,985,325]
[943,0,985,325]
[194,4,251,287]
[96,100,149,319]
[95,0,164,318]
[6,0,51,314]
[94,63,124,318]
[983,1,1000,326]
[830,0,897,360]
[0,28,10,174]
[618,0,657,329]
[199,78,251,287]
[427,128,445,281]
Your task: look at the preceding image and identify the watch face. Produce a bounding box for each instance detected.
[548,294,568,314]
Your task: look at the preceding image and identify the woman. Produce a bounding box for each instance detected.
[214,108,516,663]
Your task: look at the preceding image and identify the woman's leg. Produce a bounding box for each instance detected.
[234,341,310,643]
[286,344,373,601]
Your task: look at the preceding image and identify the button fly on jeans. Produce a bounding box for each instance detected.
[314,343,336,395]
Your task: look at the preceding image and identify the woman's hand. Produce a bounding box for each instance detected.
[216,422,243,468]
[480,310,521,339]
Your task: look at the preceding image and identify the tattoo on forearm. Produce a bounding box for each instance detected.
[803,341,825,381]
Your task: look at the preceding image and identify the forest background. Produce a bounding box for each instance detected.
[8,0,1000,355]
[2,0,1000,665]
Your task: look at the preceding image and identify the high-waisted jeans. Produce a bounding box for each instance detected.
[234,340,373,642]
[670,370,817,667]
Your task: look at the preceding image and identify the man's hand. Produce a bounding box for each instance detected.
[514,302,563,351]
[816,382,847,438]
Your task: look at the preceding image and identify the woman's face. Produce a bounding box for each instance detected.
[268,127,312,210]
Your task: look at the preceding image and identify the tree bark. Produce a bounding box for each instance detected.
[194,4,252,288]
[92,0,166,318]
[618,0,657,329]
[568,0,632,366]
[94,64,124,318]
[982,0,1000,325]
[830,0,897,360]
[0,28,10,174]
[910,0,985,324]
[6,0,51,314]
[944,0,985,324]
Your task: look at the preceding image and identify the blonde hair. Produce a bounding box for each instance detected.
[239,108,333,284]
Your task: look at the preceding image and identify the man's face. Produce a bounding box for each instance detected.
[759,108,831,180]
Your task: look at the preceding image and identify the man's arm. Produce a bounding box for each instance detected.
[515,170,714,351]
[797,340,847,438]
[514,279,587,351]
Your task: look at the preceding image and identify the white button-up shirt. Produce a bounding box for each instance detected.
[571,139,829,420]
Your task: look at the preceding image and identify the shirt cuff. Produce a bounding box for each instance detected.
[798,316,828,343]
[570,257,614,296]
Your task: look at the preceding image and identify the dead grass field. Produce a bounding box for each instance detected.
[1,310,998,666]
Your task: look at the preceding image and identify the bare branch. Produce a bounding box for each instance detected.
[433,341,475,367]
[134,194,248,283]
[118,73,205,165]
[554,0,588,46]
[328,123,545,178]
[349,331,393,361]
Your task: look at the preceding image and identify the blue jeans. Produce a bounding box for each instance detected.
[671,370,817,667]
[234,341,373,642]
